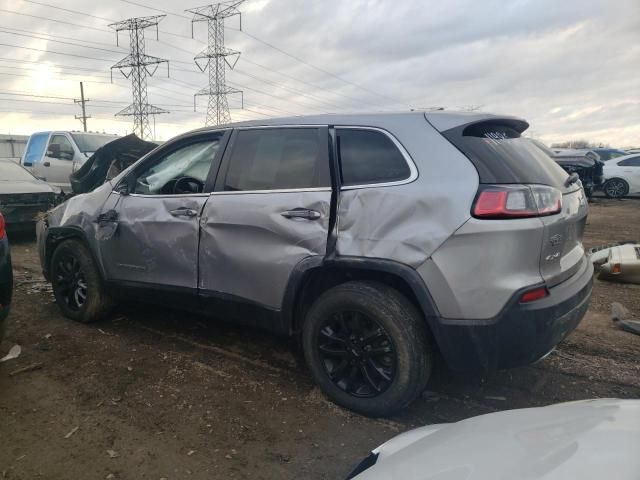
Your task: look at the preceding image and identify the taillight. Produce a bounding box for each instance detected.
[472,185,562,219]
[0,214,5,239]
[520,286,549,303]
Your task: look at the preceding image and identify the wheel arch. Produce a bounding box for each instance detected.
[43,226,103,280]
[603,177,630,198]
[283,256,443,343]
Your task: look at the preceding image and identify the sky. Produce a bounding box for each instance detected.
[0,0,638,146]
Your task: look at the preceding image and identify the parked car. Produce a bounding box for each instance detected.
[21,131,119,192]
[0,212,12,343]
[530,140,603,198]
[0,160,63,231]
[587,147,628,161]
[602,154,640,198]
[346,399,640,479]
[36,112,592,416]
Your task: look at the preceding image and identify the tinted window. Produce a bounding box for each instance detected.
[337,129,411,186]
[444,122,568,188]
[618,157,640,167]
[133,137,222,195]
[224,128,329,191]
[23,132,49,166]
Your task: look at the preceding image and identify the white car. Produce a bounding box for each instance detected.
[602,154,640,198]
[347,399,640,480]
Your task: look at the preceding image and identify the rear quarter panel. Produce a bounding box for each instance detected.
[336,115,478,267]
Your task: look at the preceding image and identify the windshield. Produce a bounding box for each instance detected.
[70,133,118,154]
[0,160,38,182]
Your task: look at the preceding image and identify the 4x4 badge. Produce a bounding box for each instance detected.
[549,234,562,246]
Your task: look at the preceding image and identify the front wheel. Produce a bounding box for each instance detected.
[302,281,432,417]
[603,178,629,199]
[51,239,112,323]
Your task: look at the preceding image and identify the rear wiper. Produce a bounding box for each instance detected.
[565,172,580,187]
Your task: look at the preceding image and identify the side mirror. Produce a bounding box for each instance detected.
[115,182,130,196]
[47,143,61,159]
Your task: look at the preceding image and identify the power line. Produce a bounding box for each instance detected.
[0,7,111,34]
[0,27,125,55]
[21,0,117,23]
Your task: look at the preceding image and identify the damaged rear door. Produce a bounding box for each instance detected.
[198,126,332,311]
[98,131,228,290]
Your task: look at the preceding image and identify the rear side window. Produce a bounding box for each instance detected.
[224,128,329,191]
[337,129,411,186]
[443,122,568,187]
[22,132,49,166]
[618,157,640,167]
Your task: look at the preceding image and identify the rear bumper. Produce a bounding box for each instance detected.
[435,256,593,371]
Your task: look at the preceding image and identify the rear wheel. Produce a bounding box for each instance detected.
[51,239,112,323]
[603,178,629,198]
[302,281,432,417]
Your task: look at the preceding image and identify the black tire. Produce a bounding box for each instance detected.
[50,239,112,323]
[302,281,433,417]
[603,178,629,199]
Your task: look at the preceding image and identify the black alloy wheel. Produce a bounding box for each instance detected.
[55,253,87,311]
[318,310,396,398]
[604,178,629,199]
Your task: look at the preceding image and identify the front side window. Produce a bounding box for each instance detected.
[133,136,222,195]
[47,135,75,161]
[224,128,329,191]
[337,129,411,186]
[618,157,640,167]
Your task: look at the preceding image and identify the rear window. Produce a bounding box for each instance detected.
[443,122,568,187]
[337,129,411,186]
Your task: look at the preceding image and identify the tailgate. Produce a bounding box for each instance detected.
[539,186,588,286]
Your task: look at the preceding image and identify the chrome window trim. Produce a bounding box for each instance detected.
[112,192,211,199]
[335,126,419,190]
[210,187,331,196]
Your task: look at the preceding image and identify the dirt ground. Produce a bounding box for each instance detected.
[1,197,639,480]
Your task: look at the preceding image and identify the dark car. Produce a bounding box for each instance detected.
[0,212,12,342]
[0,160,63,231]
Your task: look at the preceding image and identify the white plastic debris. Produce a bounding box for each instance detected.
[0,345,21,363]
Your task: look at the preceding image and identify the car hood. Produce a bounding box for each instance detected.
[0,180,58,195]
[361,399,640,480]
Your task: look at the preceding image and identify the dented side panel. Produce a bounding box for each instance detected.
[336,115,478,267]
[97,193,208,288]
[199,191,331,309]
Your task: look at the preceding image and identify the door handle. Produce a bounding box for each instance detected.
[43,161,51,167]
[170,207,198,218]
[281,208,321,220]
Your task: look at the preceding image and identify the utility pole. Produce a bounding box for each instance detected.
[187,1,244,127]
[109,15,170,140]
[74,81,91,132]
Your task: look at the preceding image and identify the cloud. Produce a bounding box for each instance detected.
[0,0,637,146]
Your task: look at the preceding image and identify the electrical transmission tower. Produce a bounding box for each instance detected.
[187,1,244,127]
[109,15,170,140]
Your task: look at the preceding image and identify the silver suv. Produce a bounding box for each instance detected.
[36,112,593,417]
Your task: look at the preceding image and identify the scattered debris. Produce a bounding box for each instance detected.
[64,426,79,439]
[0,345,21,363]
[106,449,119,459]
[611,303,640,336]
[8,363,43,377]
[187,450,196,456]
[105,474,116,480]
[44,334,52,340]
[591,243,640,284]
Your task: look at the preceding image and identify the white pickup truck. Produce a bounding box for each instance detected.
[21,131,119,192]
